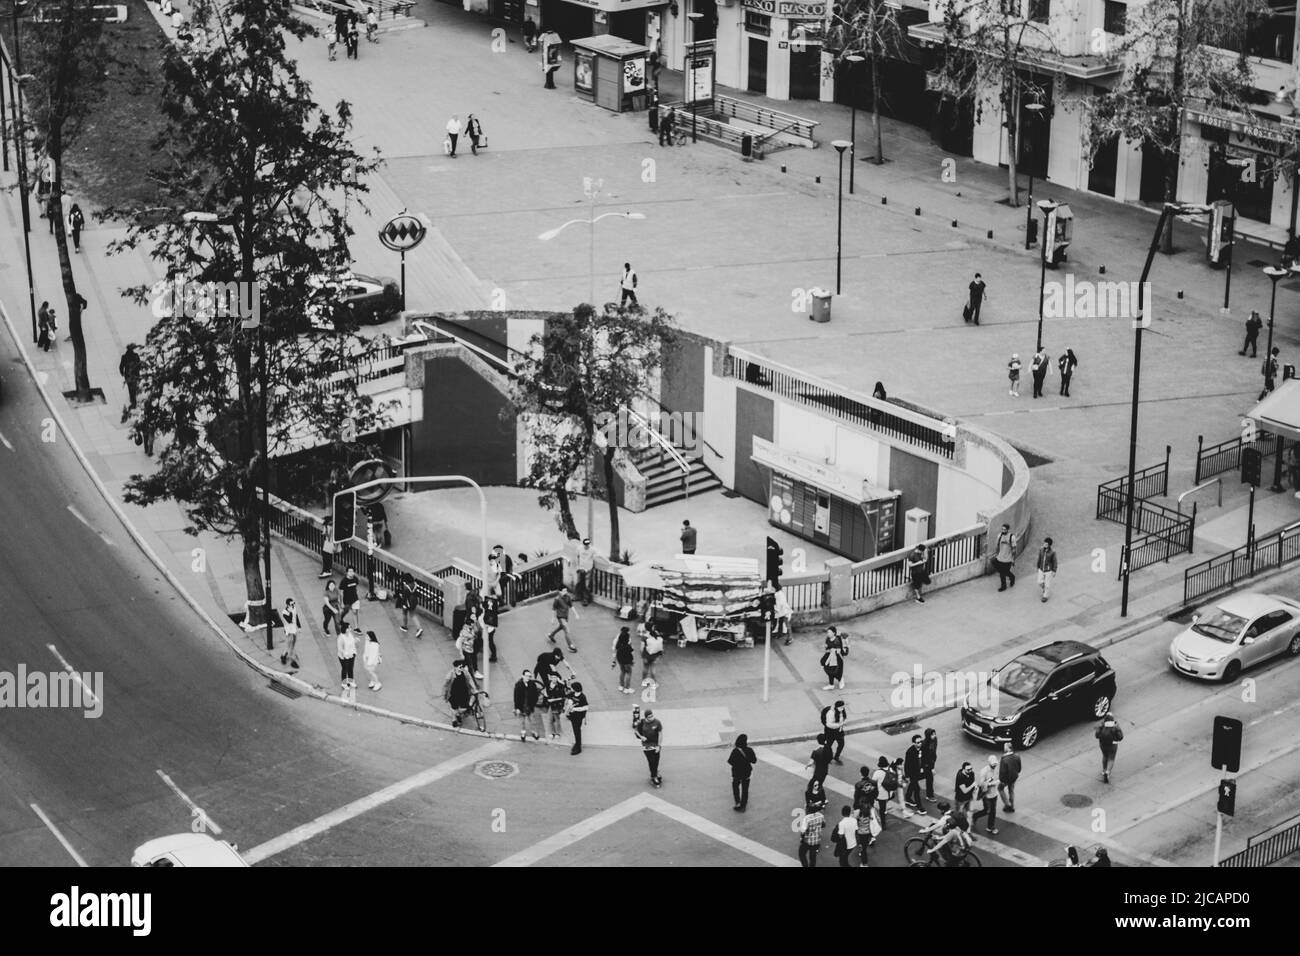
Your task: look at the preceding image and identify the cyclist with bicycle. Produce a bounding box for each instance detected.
[658,107,675,147]
[443,659,483,728]
[923,802,975,866]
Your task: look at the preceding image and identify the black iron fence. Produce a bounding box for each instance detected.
[1184,520,1300,605]
[1218,813,1300,867]
[1195,432,1276,484]
[1096,446,1171,522]
[1120,503,1196,579]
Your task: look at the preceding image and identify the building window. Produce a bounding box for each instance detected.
[1028,0,1049,22]
[745,11,770,36]
[999,0,1020,15]
[1103,1,1126,35]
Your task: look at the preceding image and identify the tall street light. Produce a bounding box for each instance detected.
[1221,158,1251,314]
[9,0,31,229]
[1120,201,1212,616]
[845,54,863,196]
[1264,264,1289,493]
[832,140,850,295]
[1035,199,1058,353]
[687,11,703,144]
[1023,101,1045,250]
[538,200,646,541]
[11,70,36,343]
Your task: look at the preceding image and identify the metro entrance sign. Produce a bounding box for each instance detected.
[379,213,429,310]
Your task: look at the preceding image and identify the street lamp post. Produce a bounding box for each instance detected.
[1222,158,1251,314]
[845,55,863,196]
[1264,264,1289,493]
[1023,102,1045,250]
[832,140,850,295]
[1120,202,1212,616]
[687,12,703,144]
[11,70,36,343]
[1035,199,1058,354]
[9,0,30,229]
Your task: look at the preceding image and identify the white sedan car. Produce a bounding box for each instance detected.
[1168,592,1300,681]
[131,833,248,867]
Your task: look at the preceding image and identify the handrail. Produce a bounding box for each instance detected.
[625,407,689,475]
[712,94,819,137]
[754,118,805,146]
[410,319,513,376]
[1177,477,1221,515]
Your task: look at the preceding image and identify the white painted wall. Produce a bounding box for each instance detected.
[702,347,737,487]
[1116,136,1144,202]
[834,424,881,483]
[776,402,837,462]
[716,7,743,90]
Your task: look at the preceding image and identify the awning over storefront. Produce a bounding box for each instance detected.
[1247,380,1300,443]
[907,22,1121,80]
[751,436,892,503]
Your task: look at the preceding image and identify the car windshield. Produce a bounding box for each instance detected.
[1192,608,1248,643]
[991,658,1051,701]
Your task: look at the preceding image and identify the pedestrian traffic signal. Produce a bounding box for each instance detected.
[332,491,356,547]
[758,590,775,622]
[1242,446,1262,487]
[1217,778,1237,817]
[1211,715,1243,773]
[765,536,783,588]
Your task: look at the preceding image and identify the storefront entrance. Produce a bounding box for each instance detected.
[789,45,820,100]
[1208,144,1276,224]
[608,10,646,43]
[747,36,767,93]
[1087,133,1119,197]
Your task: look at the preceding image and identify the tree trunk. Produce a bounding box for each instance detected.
[603,445,621,562]
[555,486,580,540]
[241,506,269,627]
[870,51,884,165]
[1006,74,1020,208]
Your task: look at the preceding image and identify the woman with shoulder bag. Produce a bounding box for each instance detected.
[819,625,847,691]
[322,579,344,636]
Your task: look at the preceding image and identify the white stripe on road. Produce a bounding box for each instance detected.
[66,504,116,547]
[46,644,100,708]
[493,792,798,868]
[30,804,88,867]
[0,430,12,451]
[1009,807,1177,868]
[156,770,222,836]
[242,741,507,865]
[757,750,1047,867]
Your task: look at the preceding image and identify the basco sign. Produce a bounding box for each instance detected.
[379,213,427,252]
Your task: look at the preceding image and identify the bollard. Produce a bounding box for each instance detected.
[1099,265,1106,274]
[987,230,993,239]
[1178,290,1184,299]
[951,220,958,227]
[915,207,921,216]
[815,175,821,184]
[781,165,787,173]
[881,197,887,205]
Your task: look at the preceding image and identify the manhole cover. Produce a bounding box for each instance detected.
[475,760,519,780]
[1061,793,1093,808]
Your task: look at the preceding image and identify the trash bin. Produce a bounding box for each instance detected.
[809,288,832,323]
[741,133,753,161]
[649,104,659,132]
[1026,217,1038,247]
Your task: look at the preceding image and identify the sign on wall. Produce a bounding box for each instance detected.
[624,56,647,92]
[686,39,716,106]
[575,52,594,93]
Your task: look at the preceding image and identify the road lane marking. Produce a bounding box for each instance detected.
[242,741,507,865]
[156,770,222,836]
[46,644,100,709]
[66,504,116,547]
[1009,807,1177,868]
[758,750,1046,867]
[0,430,12,451]
[493,792,797,868]
[30,804,88,867]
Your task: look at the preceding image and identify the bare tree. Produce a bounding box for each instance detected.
[826,0,904,165]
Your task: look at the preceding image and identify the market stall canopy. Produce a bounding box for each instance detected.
[656,555,761,618]
[1246,380,1300,443]
[619,562,667,590]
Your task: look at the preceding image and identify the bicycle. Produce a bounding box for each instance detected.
[450,690,489,733]
[904,829,982,868]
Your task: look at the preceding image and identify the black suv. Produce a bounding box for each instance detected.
[961,641,1117,750]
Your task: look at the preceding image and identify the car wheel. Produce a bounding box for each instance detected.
[1222,660,1242,683]
[1091,693,1111,718]
[1016,723,1039,749]
[1288,634,1300,658]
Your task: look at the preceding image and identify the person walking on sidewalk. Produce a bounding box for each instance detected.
[69,203,85,252]
[1261,346,1281,401]
[679,519,697,555]
[612,625,636,693]
[906,542,929,604]
[992,523,1017,591]
[1241,310,1263,357]
[954,760,976,816]
[575,538,596,606]
[279,598,302,670]
[362,630,382,691]
[796,803,825,868]
[1007,353,1021,397]
[37,303,54,352]
[820,626,847,690]
[319,518,338,578]
[465,113,484,155]
[119,344,142,421]
[1058,348,1078,397]
[1031,346,1051,398]
[337,625,359,702]
[728,733,757,811]
[445,114,461,157]
[833,805,859,867]
[522,15,537,52]
[457,618,483,680]
[322,578,343,635]
[635,708,664,786]
[998,743,1021,813]
[395,572,421,636]
[1096,714,1123,783]
[543,672,567,740]
[640,622,664,688]
[620,262,639,309]
[921,727,938,801]
[547,589,577,651]
[870,757,893,831]
[340,567,360,629]
[903,734,924,811]
[658,106,675,146]
[772,582,793,645]
[345,12,359,59]
[480,592,499,663]
[966,272,987,325]
[821,700,848,763]
[805,733,833,788]
[514,669,543,741]
[1036,536,1058,602]
[566,681,589,755]
[971,755,1001,835]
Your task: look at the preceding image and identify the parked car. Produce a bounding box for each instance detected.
[131,833,248,867]
[307,270,401,330]
[1168,592,1300,682]
[961,640,1117,750]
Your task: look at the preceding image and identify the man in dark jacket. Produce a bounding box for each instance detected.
[954,761,976,816]
[728,734,757,811]
[804,733,833,787]
[513,669,542,741]
[820,701,847,764]
[903,735,924,810]
[1240,310,1263,357]
[119,344,142,416]
[1096,714,1124,783]
[920,728,938,800]
[998,742,1021,812]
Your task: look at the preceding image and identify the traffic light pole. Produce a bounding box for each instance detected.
[762,619,771,703]
[1213,810,1223,867]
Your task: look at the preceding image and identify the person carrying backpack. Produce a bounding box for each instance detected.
[870,757,894,831]
[1095,714,1124,783]
[640,623,664,688]
[69,203,85,252]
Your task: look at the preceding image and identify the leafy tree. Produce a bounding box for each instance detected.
[19,0,108,402]
[825,0,904,165]
[1087,0,1271,250]
[510,303,678,561]
[931,0,1059,206]
[111,0,386,626]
